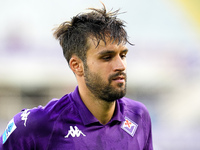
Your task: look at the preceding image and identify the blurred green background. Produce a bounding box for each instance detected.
[0,0,200,149]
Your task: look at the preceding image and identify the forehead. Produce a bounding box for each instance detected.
[87,37,127,55]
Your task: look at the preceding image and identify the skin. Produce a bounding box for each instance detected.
[69,37,128,125]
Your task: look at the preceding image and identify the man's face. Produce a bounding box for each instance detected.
[83,38,128,102]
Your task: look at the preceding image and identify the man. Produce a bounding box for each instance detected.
[0,4,153,150]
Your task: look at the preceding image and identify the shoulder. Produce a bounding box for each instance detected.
[120,97,150,118]
[0,106,51,149]
[0,93,73,149]
[3,94,73,135]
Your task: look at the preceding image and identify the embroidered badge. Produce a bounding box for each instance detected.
[65,126,86,138]
[2,118,17,144]
[121,116,138,137]
[21,109,30,127]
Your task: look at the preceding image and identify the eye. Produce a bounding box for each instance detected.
[120,53,127,59]
[102,55,112,61]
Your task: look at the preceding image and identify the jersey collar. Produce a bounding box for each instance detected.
[71,86,125,126]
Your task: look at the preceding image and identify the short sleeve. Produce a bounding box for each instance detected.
[0,107,52,150]
[0,110,34,150]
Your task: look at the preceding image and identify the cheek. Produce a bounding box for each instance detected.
[93,66,110,80]
[87,59,113,77]
[88,60,106,71]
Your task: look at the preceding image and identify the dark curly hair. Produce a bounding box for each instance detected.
[53,3,132,64]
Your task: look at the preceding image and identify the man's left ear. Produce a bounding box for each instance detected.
[69,55,84,76]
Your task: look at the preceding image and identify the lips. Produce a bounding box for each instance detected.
[112,74,126,84]
[109,72,126,84]
[112,75,125,80]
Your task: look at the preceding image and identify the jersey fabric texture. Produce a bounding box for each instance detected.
[0,86,153,150]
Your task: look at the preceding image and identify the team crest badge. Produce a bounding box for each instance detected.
[121,116,138,137]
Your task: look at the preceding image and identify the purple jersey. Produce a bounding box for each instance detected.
[0,86,153,150]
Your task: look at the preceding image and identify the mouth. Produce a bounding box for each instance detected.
[112,75,126,83]
[109,72,126,85]
[112,75,125,80]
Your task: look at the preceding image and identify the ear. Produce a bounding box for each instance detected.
[69,55,84,76]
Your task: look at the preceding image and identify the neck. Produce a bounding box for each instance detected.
[78,84,116,125]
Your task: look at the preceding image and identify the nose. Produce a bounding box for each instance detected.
[113,56,126,72]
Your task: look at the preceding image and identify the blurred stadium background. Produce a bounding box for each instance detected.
[0,0,200,149]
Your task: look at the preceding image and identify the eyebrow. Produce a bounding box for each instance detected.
[98,49,128,55]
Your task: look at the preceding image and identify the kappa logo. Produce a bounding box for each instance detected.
[2,118,17,144]
[21,109,30,127]
[65,126,86,138]
[121,116,138,137]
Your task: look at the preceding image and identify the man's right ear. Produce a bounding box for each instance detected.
[69,55,84,76]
